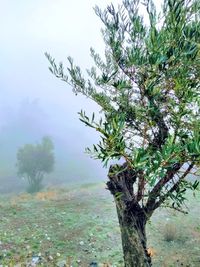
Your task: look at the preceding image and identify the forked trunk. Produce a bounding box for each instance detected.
[107,164,151,267]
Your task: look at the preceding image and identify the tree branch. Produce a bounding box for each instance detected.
[145,162,182,214]
[153,162,195,210]
[137,171,146,202]
[161,204,188,214]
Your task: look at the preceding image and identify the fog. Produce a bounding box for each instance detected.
[1,0,162,194]
[1,0,122,193]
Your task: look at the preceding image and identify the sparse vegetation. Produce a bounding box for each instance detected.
[16,136,55,193]
[0,184,199,266]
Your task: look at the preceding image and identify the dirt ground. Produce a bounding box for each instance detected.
[0,183,199,266]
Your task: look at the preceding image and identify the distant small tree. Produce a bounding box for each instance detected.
[46,0,199,266]
[17,136,54,193]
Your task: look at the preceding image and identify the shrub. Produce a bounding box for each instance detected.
[163,223,178,242]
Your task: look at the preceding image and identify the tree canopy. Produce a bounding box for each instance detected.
[46,0,199,213]
[17,136,54,192]
[46,0,199,265]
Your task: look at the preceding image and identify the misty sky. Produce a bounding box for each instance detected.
[1,0,123,184]
[1,0,109,115]
[0,0,160,186]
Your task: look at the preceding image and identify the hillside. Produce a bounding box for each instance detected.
[0,183,200,266]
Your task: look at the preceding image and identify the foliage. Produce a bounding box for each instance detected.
[46,0,200,214]
[16,136,54,193]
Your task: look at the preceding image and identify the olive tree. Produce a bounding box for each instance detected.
[17,136,54,193]
[46,0,200,266]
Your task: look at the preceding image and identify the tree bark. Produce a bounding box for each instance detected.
[107,164,151,267]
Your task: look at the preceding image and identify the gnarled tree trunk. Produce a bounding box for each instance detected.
[107,163,151,267]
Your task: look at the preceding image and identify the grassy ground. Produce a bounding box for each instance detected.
[0,183,200,266]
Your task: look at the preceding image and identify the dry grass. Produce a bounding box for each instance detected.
[10,193,31,205]
[163,222,178,242]
[35,191,57,200]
